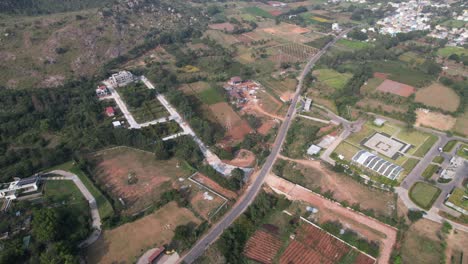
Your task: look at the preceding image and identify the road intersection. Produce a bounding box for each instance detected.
[181,29,351,263]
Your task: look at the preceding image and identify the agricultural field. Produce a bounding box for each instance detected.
[313,68,352,90]
[376,79,415,97]
[437,46,468,57]
[398,51,425,64]
[86,202,201,263]
[369,61,433,87]
[91,147,192,215]
[415,109,457,132]
[258,76,297,100]
[409,182,441,210]
[336,39,372,50]
[270,43,318,63]
[243,6,274,19]
[415,83,460,112]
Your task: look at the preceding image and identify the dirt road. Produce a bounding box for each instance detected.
[265,174,397,264]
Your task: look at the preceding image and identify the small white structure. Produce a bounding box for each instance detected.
[112,121,122,128]
[304,98,312,112]
[307,144,322,156]
[0,175,41,201]
[332,23,340,31]
[373,118,386,127]
[109,71,134,87]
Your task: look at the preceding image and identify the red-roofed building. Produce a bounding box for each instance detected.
[105,107,115,117]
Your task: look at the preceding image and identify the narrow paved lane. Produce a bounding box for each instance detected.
[181,29,350,263]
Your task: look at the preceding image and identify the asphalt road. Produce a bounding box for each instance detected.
[181,29,350,264]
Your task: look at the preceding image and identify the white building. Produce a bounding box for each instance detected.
[109,71,134,87]
[307,144,322,156]
[0,175,42,200]
[304,98,312,112]
[332,23,340,32]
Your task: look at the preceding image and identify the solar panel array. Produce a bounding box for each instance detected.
[352,150,403,180]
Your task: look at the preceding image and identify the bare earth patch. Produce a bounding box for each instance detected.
[86,202,200,264]
[209,102,253,141]
[415,83,460,112]
[224,149,256,167]
[192,173,237,200]
[415,109,456,131]
[92,147,189,215]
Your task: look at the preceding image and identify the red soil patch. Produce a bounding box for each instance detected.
[258,119,278,135]
[224,149,256,167]
[192,173,237,199]
[208,22,235,32]
[269,10,283,16]
[280,224,375,264]
[376,79,415,97]
[280,91,294,102]
[318,124,336,135]
[244,229,282,264]
[209,102,253,141]
[373,72,388,79]
[266,174,396,264]
[236,34,254,44]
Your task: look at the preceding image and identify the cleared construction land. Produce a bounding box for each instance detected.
[415,83,460,112]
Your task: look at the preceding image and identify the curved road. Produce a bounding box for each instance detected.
[181,29,351,263]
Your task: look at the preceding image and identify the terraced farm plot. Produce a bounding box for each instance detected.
[280,223,376,264]
[409,182,441,210]
[314,68,352,90]
[244,229,282,264]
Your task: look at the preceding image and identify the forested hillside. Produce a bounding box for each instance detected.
[0,0,207,89]
[0,0,112,15]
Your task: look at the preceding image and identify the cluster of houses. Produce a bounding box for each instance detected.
[224,76,261,108]
[428,25,467,46]
[377,0,434,36]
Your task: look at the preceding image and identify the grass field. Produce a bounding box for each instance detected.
[421,164,440,179]
[398,52,425,64]
[456,144,468,159]
[409,182,441,210]
[118,84,169,123]
[441,19,467,28]
[86,202,201,263]
[432,156,444,164]
[360,78,384,94]
[197,87,224,105]
[413,135,438,157]
[401,158,419,173]
[443,140,457,152]
[369,60,433,87]
[337,39,371,50]
[314,68,352,90]
[44,180,90,216]
[415,83,460,112]
[437,46,468,57]
[243,6,274,19]
[333,141,361,160]
[401,220,445,264]
[49,161,114,220]
[453,111,468,136]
